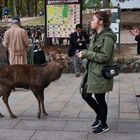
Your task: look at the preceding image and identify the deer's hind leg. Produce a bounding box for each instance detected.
[2,88,17,119]
[0,87,4,118]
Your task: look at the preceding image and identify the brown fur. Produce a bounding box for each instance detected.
[0,54,67,119]
[43,47,61,61]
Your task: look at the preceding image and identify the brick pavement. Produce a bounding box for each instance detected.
[0,73,140,140]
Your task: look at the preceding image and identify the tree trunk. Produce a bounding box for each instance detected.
[27,0,33,17]
[4,0,8,7]
[35,0,38,16]
[29,0,33,16]
[13,0,17,16]
[103,0,110,8]
[27,0,29,16]
[20,0,23,17]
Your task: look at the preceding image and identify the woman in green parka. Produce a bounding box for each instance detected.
[77,10,117,134]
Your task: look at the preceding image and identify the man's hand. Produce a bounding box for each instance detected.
[77,38,81,42]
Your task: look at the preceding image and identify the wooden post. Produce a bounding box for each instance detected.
[103,0,110,8]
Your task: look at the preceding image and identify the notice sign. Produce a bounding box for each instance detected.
[47,0,80,4]
[47,4,80,38]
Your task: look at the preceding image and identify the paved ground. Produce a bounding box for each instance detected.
[0,73,140,140]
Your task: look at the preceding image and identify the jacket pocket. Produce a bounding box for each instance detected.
[91,63,103,77]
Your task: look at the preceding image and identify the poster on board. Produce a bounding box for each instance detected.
[47,0,80,4]
[46,2,81,38]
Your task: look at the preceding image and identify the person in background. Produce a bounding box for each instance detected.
[4,6,9,22]
[0,30,2,47]
[77,10,117,134]
[0,3,2,22]
[69,24,89,77]
[130,28,140,55]
[130,28,140,97]
[3,17,29,65]
[33,40,46,65]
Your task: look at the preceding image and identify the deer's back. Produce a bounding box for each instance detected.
[0,64,46,87]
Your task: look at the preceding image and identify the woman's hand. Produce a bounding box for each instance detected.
[77,51,83,58]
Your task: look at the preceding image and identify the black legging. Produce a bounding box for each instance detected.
[82,84,107,126]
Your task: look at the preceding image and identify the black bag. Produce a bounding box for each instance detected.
[102,64,120,79]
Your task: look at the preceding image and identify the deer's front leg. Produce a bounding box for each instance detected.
[40,92,48,116]
[37,100,41,119]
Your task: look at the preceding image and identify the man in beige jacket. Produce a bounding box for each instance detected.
[3,17,29,64]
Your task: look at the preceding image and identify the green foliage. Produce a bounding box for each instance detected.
[5,0,104,17]
[38,1,44,13]
[8,0,13,16]
[21,2,28,16]
[83,0,102,10]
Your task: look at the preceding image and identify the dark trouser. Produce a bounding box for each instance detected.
[82,84,107,126]
[137,44,140,55]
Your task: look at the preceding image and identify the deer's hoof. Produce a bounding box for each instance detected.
[37,113,41,119]
[0,113,4,118]
[10,114,17,119]
[43,112,48,116]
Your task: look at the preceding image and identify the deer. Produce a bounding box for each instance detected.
[0,54,68,119]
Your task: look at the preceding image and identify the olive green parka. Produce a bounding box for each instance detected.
[80,28,117,94]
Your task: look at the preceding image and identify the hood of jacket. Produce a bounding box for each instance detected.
[96,27,117,43]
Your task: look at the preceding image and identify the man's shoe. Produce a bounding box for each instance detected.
[76,73,80,77]
[92,119,101,129]
[93,124,109,134]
